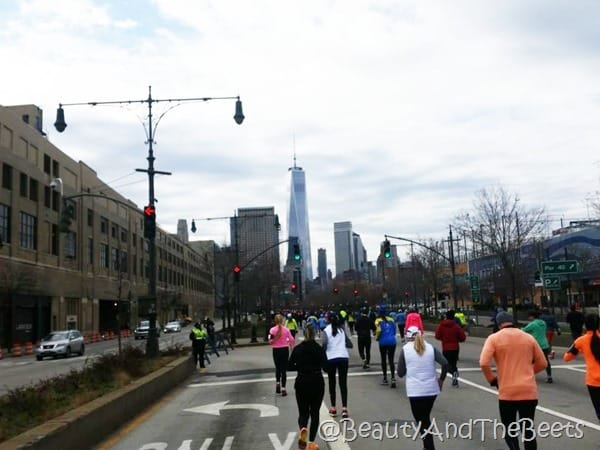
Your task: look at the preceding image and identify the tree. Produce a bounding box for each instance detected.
[413,239,446,314]
[454,186,547,320]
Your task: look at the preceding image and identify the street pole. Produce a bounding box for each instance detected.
[54,86,244,357]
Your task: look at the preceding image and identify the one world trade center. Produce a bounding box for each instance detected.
[286,156,313,282]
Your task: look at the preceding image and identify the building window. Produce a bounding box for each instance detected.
[44,154,51,174]
[111,247,119,270]
[132,233,137,248]
[64,232,76,258]
[2,164,13,190]
[87,238,94,265]
[100,243,109,268]
[19,212,36,250]
[100,217,108,234]
[44,186,51,208]
[121,229,127,243]
[120,251,128,273]
[19,173,27,197]
[52,191,60,212]
[111,224,117,239]
[29,178,38,202]
[51,224,58,255]
[87,209,93,227]
[52,160,59,177]
[0,204,10,245]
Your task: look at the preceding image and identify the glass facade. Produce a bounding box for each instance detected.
[287,162,313,280]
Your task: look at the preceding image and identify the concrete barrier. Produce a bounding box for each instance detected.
[0,356,195,450]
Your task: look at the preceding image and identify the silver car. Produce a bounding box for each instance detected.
[164,321,182,333]
[36,330,85,360]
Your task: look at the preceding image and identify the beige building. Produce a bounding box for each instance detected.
[0,104,214,349]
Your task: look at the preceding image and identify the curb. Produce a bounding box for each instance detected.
[0,356,195,450]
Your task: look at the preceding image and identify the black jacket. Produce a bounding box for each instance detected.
[355,314,375,338]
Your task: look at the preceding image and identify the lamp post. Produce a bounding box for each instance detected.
[54,86,244,357]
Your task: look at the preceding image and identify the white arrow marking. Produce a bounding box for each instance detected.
[184,401,279,417]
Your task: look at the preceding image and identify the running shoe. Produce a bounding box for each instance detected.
[329,407,337,417]
[307,443,319,450]
[341,407,349,418]
[276,382,281,394]
[298,427,308,450]
[362,360,368,369]
[547,377,553,384]
[390,379,396,388]
[381,378,388,385]
[282,388,287,397]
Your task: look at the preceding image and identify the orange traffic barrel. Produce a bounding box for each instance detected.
[12,343,22,357]
[24,341,33,355]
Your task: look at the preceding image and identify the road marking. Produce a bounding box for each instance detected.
[184,401,279,417]
[456,376,600,432]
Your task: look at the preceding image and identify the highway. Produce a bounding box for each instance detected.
[93,330,600,450]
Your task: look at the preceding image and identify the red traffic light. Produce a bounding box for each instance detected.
[291,283,298,292]
[144,205,156,217]
[353,289,359,296]
[333,287,339,294]
[233,265,241,274]
[404,291,409,298]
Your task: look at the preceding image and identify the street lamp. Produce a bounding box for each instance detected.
[54,86,244,357]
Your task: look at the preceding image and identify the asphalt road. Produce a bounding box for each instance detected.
[0,331,190,396]
[94,330,600,450]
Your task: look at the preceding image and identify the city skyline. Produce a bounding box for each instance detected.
[2,1,599,276]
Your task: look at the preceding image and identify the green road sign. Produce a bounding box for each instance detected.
[470,275,480,290]
[543,276,561,290]
[541,260,578,275]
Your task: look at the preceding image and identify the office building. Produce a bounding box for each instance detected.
[334,221,354,276]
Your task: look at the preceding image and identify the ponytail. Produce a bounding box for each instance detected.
[413,333,426,355]
[274,314,283,340]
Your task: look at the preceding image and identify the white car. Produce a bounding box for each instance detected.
[36,330,85,360]
[164,321,182,333]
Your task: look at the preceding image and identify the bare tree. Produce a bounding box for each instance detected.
[413,239,446,315]
[454,186,547,320]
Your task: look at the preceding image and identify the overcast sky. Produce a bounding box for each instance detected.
[2,0,600,275]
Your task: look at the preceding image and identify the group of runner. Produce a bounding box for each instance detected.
[266,305,600,450]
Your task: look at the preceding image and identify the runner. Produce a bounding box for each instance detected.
[288,322,326,450]
[375,305,398,388]
[563,313,600,422]
[268,313,295,396]
[435,310,466,387]
[522,310,553,383]
[321,313,351,418]
[355,306,375,369]
[396,309,406,343]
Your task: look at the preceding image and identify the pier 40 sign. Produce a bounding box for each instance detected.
[541,260,579,275]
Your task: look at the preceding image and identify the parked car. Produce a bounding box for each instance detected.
[36,330,85,360]
[134,320,161,339]
[164,321,182,333]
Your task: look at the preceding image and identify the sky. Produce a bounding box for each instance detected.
[2,0,600,275]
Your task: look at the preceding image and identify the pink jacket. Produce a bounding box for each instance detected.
[404,312,424,334]
[269,324,295,348]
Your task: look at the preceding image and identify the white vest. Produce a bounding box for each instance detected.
[324,325,349,360]
[403,341,440,397]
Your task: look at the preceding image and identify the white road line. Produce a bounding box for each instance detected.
[456,376,600,432]
[318,402,351,450]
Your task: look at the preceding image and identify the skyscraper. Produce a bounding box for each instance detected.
[317,248,327,288]
[334,221,354,276]
[286,156,313,281]
[232,207,280,270]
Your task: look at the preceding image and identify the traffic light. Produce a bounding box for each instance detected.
[333,287,339,295]
[353,289,359,296]
[143,205,156,240]
[293,243,301,261]
[534,271,541,282]
[233,265,241,281]
[291,283,298,293]
[59,201,75,233]
[404,291,409,300]
[383,239,391,258]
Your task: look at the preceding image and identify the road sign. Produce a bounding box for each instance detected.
[541,260,578,275]
[470,275,480,290]
[543,276,561,290]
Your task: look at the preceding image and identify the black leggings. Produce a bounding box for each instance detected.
[498,399,538,450]
[326,358,349,408]
[409,395,437,450]
[357,336,371,364]
[192,340,206,368]
[443,349,459,374]
[295,374,325,441]
[379,344,396,380]
[588,385,600,420]
[542,348,552,377]
[272,347,289,387]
